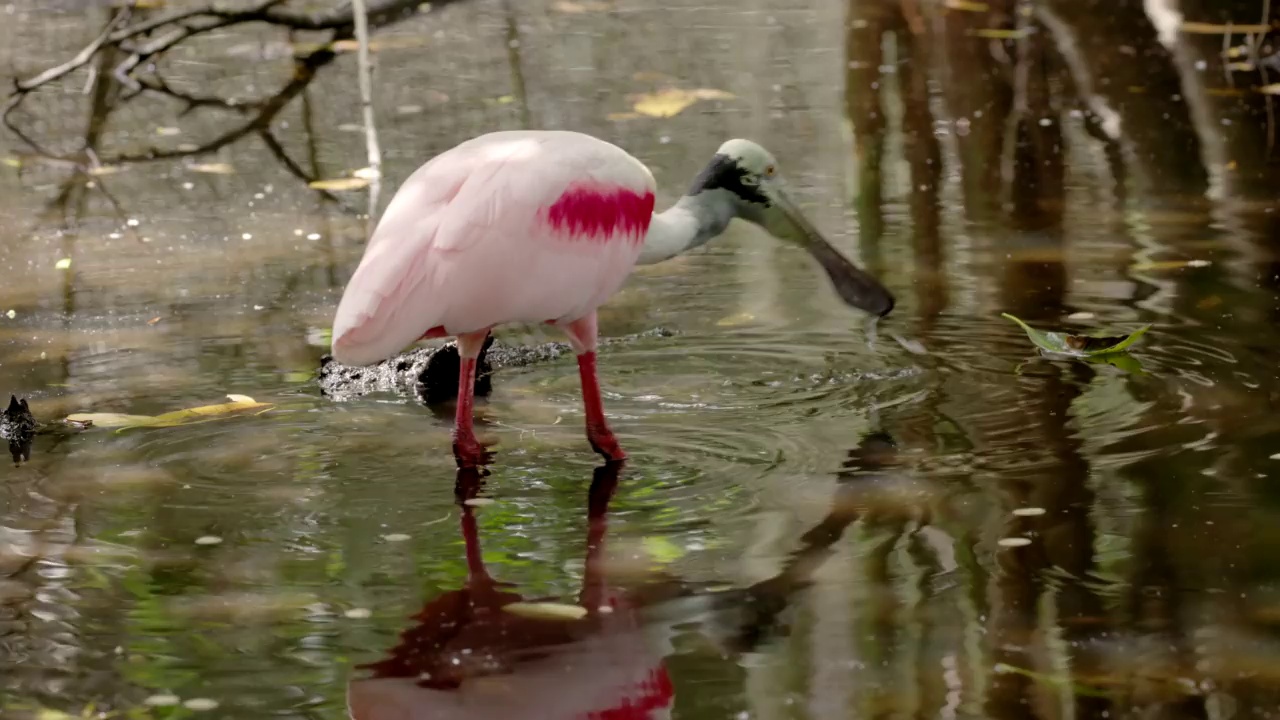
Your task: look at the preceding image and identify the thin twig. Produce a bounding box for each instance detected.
[133,75,262,116]
[104,42,342,163]
[9,8,131,94]
[257,129,349,207]
[351,0,383,221]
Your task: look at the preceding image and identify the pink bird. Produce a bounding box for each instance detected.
[330,130,893,468]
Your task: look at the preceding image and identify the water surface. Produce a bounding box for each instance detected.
[3,0,1280,718]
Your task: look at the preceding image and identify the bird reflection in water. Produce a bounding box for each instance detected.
[347,462,676,720]
[348,431,915,719]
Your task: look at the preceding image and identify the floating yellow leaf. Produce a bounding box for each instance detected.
[502,602,588,621]
[188,162,235,174]
[86,165,123,176]
[155,126,181,136]
[1226,61,1255,72]
[486,95,515,105]
[630,88,735,118]
[1260,84,1280,96]
[972,28,1028,39]
[1180,21,1269,34]
[308,177,371,191]
[945,0,989,10]
[54,258,71,270]
[716,311,756,327]
[63,413,157,428]
[332,36,429,53]
[65,394,271,430]
[1130,259,1211,271]
[607,112,641,121]
[2,157,20,168]
[552,0,611,12]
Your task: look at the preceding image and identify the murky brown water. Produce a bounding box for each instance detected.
[2,0,1280,718]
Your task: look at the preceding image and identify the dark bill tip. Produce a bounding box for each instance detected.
[804,239,895,317]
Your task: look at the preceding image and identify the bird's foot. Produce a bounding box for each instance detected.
[452,434,494,469]
[587,427,627,463]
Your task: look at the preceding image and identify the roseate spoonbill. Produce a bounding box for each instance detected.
[330,130,894,467]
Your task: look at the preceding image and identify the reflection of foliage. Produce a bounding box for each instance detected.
[2,0,466,194]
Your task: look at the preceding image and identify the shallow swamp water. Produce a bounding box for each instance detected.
[2,1,1280,718]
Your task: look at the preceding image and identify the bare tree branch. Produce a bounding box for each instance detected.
[106,41,342,163]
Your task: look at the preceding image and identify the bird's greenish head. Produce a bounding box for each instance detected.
[688,139,895,317]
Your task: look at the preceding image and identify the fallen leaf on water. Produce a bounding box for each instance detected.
[147,316,162,325]
[65,394,272,430]
[944,0,989,10]
[607,112,642,121]
[155,126,181,136]
[332,35,429,53]
[630,88,735,118]
[487,95,516,105]
[187,162,235,175]
[1227,61,1255,72]
[1260,83,1280,96]
[552,0,611,12]
[502,602,588,621]
[716,312,756,327]
[143,695,181,707]
[972,28,1029,39]
[1130,258,1211,271]
[998,537,1032,547]
[86,165,123,176]
[308,177,371,191]
[1002,313,1151,357]
[54,258,71,270]
[1180,21,1269,34]
[194,536,223,546]
[60,413,156,428]
[1087,353,1146,375]
[642,536,685,564]
[4,309,14,319]
[2,157,20,168]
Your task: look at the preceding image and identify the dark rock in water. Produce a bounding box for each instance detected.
[1,395,36,464]
[317,327,677,405]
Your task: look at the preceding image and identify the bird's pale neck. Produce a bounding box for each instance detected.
[636,190,737,266]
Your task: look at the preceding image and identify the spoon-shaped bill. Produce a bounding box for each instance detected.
[803,234,895,317]
[762,187,895,317]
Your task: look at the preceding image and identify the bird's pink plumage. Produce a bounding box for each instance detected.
[545,185,656,244]
[330,131,658,367]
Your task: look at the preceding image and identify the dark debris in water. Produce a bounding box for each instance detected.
[317,327,677,405]
[1,395,36,464]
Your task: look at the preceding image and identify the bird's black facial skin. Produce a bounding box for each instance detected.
[688,154,770,206]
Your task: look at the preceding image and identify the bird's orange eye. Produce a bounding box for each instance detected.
[765,165,776,176]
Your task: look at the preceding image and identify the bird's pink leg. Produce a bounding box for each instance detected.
[561,313,626,462]
[453,330,493,468]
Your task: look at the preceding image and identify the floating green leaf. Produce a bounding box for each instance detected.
[1001,313,1150,357]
